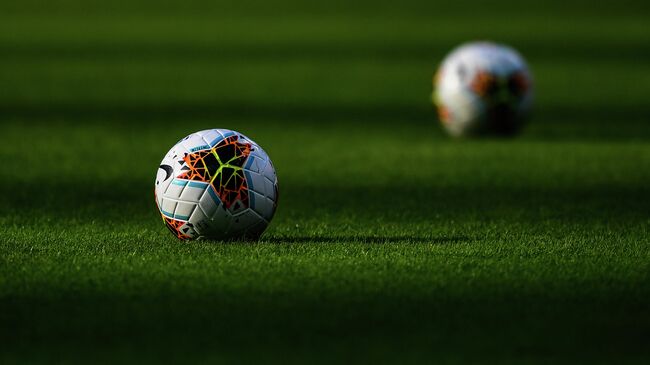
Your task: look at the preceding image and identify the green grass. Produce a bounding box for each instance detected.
[1,1,650,363]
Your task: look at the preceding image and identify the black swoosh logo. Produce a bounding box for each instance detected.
[159,164,174,181]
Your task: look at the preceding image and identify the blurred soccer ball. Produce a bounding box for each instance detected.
[433,41,533,136]
[155,129,278,241]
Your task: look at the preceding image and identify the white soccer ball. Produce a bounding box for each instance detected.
[433,41,533,136]
[154,129,278,241]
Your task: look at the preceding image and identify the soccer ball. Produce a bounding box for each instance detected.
[154,129,278,241]
[433,41,533,136]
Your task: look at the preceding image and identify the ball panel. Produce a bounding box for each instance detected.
[178,181,208,202]
[208,204,233,235]
[232,209,267,229]
[164,178,187,199]
[262,161,276,183]
[198,186,221,219]
[188,205,210,236]
[244,169,266,197]
[250,190,276,221]
[160,199,177,218]
[262,176,276,199]
[173,202,196,221]
[243,155,262,173]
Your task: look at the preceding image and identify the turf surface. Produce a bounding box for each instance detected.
[1,1,649,364]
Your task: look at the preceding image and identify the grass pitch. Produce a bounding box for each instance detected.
[1,1,650,364]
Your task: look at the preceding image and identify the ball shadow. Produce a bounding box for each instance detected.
[259,235,471,245]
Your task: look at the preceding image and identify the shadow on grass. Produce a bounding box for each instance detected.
[1,271,648,364]
[2,180,648,227]
[2,102,649,140]
[1,101,648,123]
[2,40,649,64]
[259,235,470,244]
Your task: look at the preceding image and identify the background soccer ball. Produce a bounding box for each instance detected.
[155,129,278,241]
[433,41,533,136]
